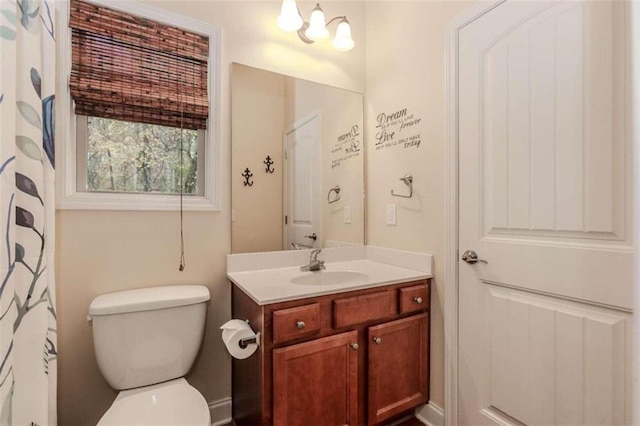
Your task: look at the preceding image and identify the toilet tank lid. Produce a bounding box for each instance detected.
[89,285,210,316]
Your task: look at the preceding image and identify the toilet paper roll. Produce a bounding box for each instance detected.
[220,319,259,359]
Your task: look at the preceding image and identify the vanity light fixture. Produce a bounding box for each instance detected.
[277,0,354,52]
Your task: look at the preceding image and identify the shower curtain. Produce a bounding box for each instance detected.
[0,0,57,424]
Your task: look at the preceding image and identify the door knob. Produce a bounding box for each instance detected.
[305,233,317,241]
[461,250,488,264]
[350,342,359,350]
[372,337,382,345]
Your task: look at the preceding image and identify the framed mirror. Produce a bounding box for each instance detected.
[231,63,365,253]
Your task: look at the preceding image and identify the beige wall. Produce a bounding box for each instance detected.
[231,64,285,253]
[56,2,365,425]
[364,1,474,409]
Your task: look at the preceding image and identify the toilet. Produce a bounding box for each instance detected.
[89,285,211,425]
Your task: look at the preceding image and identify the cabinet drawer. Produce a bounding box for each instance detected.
[333,290,397,328]
[273,303,321,344]
[399,284,429,314]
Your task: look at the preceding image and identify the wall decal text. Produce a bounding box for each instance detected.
[331,125,361,169]
[374,107,422,151]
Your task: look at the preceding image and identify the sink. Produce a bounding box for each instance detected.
[290,270,369,286]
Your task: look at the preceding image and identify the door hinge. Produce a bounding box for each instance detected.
[284,149,288,160]
[285,215,288,225]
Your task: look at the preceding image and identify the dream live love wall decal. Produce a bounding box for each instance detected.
[331,124,361,169]
[374,107,422,151]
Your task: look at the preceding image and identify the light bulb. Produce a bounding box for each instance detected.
[332,18,354,51]
[277,0,303,32]
[304,3,329,40]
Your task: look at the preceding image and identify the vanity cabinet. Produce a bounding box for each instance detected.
[368,314,429,424]
[273,331,359,425]
[231,279,430,426]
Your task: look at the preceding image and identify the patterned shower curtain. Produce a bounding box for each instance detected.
[0,0,57,424]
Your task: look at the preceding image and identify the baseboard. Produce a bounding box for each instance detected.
[209,397,232,426]
[415,401,444,426]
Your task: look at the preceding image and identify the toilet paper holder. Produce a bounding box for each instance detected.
[238,319,260,349]
[238,332,261,349]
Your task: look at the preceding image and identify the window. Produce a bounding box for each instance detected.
[57,0,220,210]
[77,117,205,195]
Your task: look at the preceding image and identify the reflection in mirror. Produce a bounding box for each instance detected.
[231,63,365,253]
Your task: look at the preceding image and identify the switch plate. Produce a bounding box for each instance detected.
[386,204,397,226]
[344,206,351,224]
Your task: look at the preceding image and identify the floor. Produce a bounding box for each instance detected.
[394,416,426,426]
[223,415,425,426]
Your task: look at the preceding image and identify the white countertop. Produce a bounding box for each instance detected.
[227,246,433,305]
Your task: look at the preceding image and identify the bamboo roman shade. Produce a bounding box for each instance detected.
[69,0,209,130]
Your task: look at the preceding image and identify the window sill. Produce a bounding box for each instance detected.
[56,191,220,212]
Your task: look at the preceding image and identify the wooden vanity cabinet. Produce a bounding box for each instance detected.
[231,279,431,426]
[273,331,359,426]
[368,314,429,424]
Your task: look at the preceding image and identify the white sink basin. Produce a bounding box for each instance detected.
[290,270,369,286]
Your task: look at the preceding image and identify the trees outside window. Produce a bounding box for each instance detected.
[85,117,201,195]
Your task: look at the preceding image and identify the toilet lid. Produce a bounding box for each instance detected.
[98,378,210,426]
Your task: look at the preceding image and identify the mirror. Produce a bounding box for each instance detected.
[231,63,365,253]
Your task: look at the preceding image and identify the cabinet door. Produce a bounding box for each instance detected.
[273,331,359,426]
[368,313,428,425]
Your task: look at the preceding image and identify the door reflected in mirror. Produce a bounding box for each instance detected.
[231,63,365,253]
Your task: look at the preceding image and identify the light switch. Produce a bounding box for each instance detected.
[344,206,351,224]
[386,204,397,226]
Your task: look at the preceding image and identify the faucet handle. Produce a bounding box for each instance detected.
[310,248,322,261]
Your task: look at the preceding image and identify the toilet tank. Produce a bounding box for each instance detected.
[89,285,210,390]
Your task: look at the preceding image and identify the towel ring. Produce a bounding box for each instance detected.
[327,185,341,204]
[391,174,413,198]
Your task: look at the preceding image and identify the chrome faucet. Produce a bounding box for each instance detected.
[300,248,325,272]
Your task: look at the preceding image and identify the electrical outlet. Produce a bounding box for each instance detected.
[344,206,351,224]
[386,204,397,226]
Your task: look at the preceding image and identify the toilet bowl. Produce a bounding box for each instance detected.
[89,285,211,426]
[98,378,210,426]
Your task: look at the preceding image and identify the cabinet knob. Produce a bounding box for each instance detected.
[372,337,382,345]
[413,296,423,304]
[350,342,359,350]
[296,320,305,329]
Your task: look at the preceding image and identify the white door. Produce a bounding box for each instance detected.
[284,113,321,250]
[458,1,633,425]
